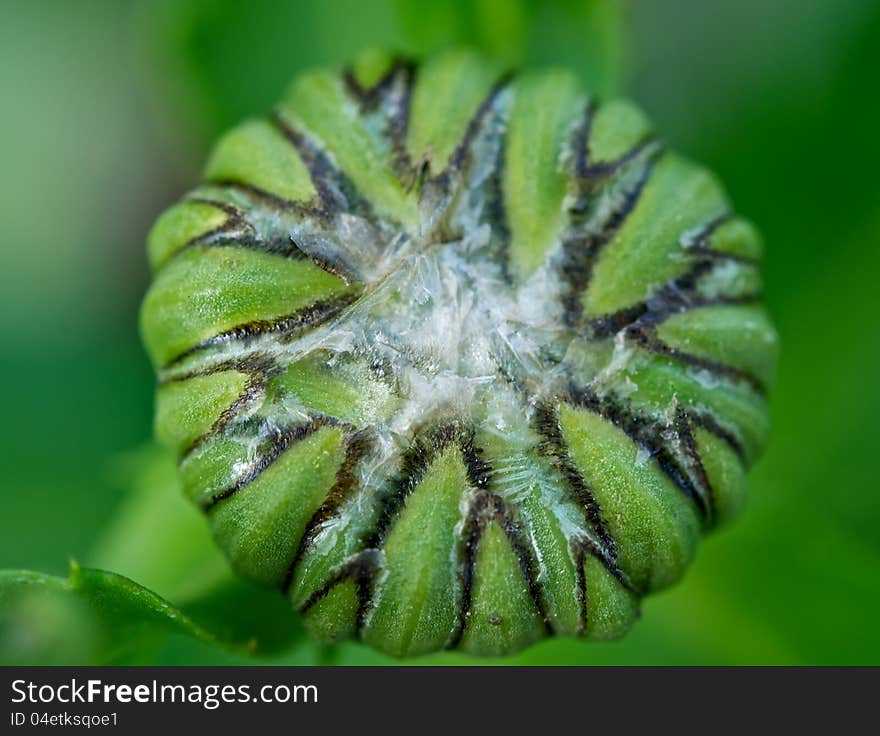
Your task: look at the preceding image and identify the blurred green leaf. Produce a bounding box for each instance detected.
[0,565,228,665]
[0,563,320,665]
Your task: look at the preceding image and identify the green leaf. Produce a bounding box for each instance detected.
[0,563,319,665]
[0,564,224,665]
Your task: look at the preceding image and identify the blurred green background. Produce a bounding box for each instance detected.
[1,0,878,665]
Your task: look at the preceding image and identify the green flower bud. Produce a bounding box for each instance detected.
[141,48,778,657]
